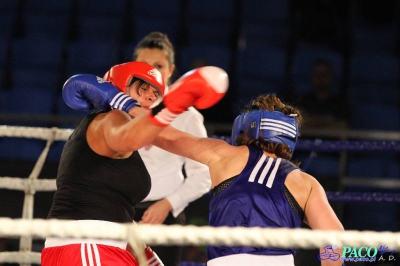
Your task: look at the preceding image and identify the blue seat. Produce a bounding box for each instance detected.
[236,79,283,106]
[349,1,397,53]
[241,22,289,48]
[188,0,235,20]
[24,0,72,39]
[47,141,67,162]
[0,87,55,115]
[11,37,64,90]
[132,0,179,19]
[186,0,236,46]
[241,0,289,24]
[350,103,400,131]
[67,40,117,77]
[132,17,179,46]
[187,22,234,46]
[349,52,399,105]
[240,0,289,48]
[79,16,124,42]
[0,87,56,129]
[352,24,397,54]
[298,153,340,177]
[25,0,73,14]
[0,37,9,68]
[0,0,18,26]
[292,45,343,95]
[350,52,399,85]
[76,0,125,42]
[179,45,231,74]
[344,198,398,231]
[349,83,399,106]
[24,13,70,40]
[0,13,15,40]
[236,46,287,81]
[235,45,287,103]
[131,0,180,45]
[0,7,14,66]
[347,155,399,178]
[12,68,59,90]
[0,137,46,161]
[12,37,64,70]
[79,0,125,17]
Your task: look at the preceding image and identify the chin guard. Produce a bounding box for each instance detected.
[231,110,298,154]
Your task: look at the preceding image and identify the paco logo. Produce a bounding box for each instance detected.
[342,246,377,258]
[318,244,397,263]
[318,245,341,262]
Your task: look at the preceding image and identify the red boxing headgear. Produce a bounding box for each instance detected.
[103,61,165,98]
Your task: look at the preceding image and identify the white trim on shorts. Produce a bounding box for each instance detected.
[44,220,128,250]
[207,253,295,266]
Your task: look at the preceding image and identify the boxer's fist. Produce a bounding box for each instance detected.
[62,74,140,112]
[149,66,229,126]
[144,246,164,266]
[166,66,228,113]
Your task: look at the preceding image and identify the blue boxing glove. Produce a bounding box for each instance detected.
[62,74,140,112]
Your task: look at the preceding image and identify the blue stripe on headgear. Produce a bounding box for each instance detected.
[231,110,299,154]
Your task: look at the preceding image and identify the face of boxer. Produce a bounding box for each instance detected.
[128,80,160,110]
[135,48,175,86]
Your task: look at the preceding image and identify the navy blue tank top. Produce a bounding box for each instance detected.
[207,145,302,260]
[48,112,151,223]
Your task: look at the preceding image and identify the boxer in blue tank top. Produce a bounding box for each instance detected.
[153,93,345,266]
[208,145,302,259]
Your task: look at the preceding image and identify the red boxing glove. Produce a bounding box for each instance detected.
[144,246,164,266]
[149,66,229,126]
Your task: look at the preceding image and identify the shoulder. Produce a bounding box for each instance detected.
[89,110,131,133]
[286,170,314,193]
[98,109,131,123]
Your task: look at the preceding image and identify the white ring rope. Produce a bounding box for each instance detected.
[0,125,73,141]
[1,218,400,264]
[2,125,400,264]
[0,177,55,192]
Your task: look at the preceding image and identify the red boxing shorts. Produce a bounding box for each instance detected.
[41,241,138,266]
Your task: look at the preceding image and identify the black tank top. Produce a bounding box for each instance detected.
[47,112,151,223]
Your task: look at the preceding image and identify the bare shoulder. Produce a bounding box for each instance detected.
[209,144,249,187]
[87,110,131,156]
[285,170,314,210]
[286,170,314,188]
[210,141,248,161]
[99,110,131,125]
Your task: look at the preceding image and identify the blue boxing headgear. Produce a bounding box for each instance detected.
[231,110,299,154]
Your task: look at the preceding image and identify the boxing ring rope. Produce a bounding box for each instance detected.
[2,218,400,264]
[1,125,400,265]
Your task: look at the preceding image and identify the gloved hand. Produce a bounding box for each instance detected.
[62,74,140,112]
[144,246,164,266]
[149,66,229,126]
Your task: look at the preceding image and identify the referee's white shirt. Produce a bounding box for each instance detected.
[138,107,211,217]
